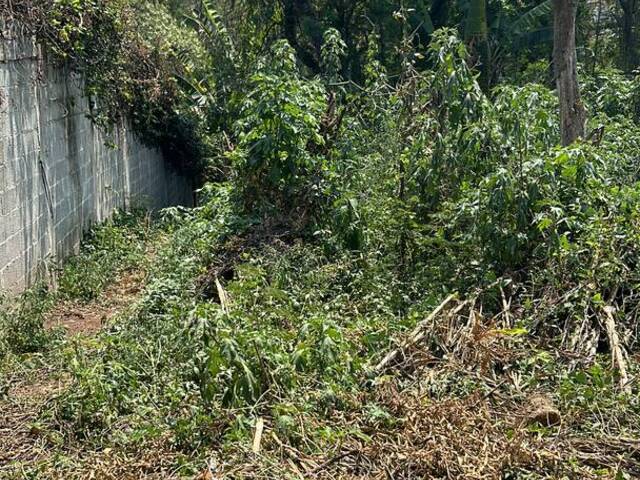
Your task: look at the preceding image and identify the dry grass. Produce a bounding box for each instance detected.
[0,372,67,471]
[203,367,639,480]
[201,297,640,480]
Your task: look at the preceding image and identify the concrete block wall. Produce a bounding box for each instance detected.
[0,25,193,294]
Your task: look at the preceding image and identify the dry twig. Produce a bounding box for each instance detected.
[373,293,458,374]
[603,305,631,394]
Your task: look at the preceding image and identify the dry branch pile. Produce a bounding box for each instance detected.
[202,289,640,479]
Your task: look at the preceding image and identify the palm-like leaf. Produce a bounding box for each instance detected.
[509,0,553,37]
[190,0,237,61]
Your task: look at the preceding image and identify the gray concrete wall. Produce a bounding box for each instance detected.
[0,25,193,294]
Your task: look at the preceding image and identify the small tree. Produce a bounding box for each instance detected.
[553,0,587,146]
[230,40,327,209]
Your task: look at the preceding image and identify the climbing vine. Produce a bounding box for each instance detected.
[1,0,208,178]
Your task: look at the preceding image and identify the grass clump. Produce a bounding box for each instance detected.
[56,209,152,302]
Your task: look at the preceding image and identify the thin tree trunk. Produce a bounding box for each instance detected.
[281,0,321,73]
[466,0,488,40]
[553,0,586,146]
[465,0,490,89]
[618,0,639,72]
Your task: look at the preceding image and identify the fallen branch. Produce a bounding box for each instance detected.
[603,305,631,394]
[312,449,360,475]
[252,417,264,454]
[373,293,458,374]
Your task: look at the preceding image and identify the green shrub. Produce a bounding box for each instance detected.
[0,286,56,359]
[57,210,151,301]
[229,40,328,210]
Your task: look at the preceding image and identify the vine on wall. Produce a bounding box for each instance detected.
[1,0,208,180]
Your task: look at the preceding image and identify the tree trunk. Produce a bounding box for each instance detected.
[553,0,586,146]
[465,0,490,89]
[465,0,488,40]
[281,0,321,73]
[618,0,639,72]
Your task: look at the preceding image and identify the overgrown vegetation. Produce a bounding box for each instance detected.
[2,0,640,478]
[1,0,210,177]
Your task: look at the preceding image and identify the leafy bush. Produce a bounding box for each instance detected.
[0,286,56,359]
[582,68,640,121]
[229,40,328,210]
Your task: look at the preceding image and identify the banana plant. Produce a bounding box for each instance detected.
[463,0,553,86]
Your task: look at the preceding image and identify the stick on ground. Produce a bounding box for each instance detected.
[603,305,631,394]
[374,293,458,374]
